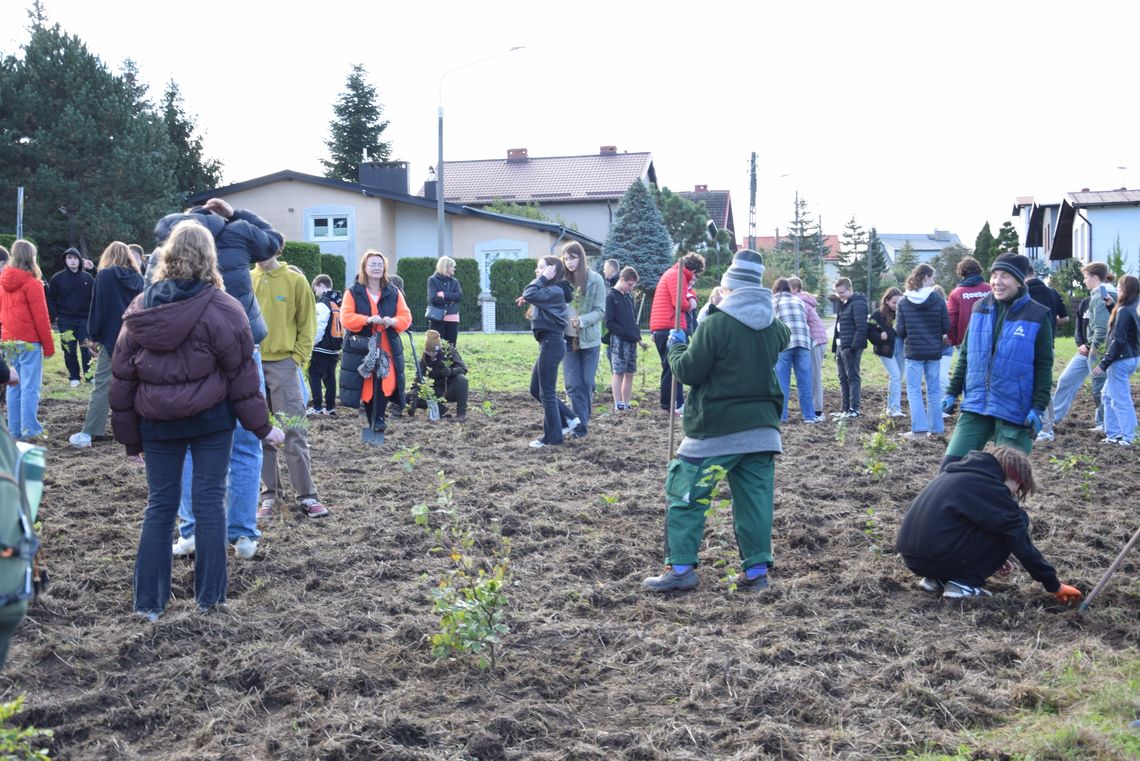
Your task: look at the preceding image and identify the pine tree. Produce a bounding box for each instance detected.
[974,222,996,269]
[891,241,919,287]
[603,181,674,288]
[774,195,826,296]
[651,186,710,257]
[930,244,971,293]
[837,220,889,302]
[162,80,223,199]
[322,64,391,182]
[0,15,180,268]
[994,221,1020,255]
[1107,233,1127,278]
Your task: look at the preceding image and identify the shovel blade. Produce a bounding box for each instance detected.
[361,427,386,446]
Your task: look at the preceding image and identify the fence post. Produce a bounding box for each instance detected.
[481,293,497,333]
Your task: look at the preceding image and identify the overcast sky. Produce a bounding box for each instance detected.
[4,0,1138,249]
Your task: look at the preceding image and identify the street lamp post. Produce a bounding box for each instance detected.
[437,47,524,260]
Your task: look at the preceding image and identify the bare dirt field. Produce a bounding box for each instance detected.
[3,387,1138,760]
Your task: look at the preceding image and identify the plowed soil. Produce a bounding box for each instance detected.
[3,387,1137,760]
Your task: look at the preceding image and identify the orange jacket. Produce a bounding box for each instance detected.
[342,285,411,402]
[0,267,55,356]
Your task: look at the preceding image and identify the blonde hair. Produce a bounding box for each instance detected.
[98,241,139,272]
[356,249,390,288]
[151,221,223,288]
[9,240,42,279]
[434,255,456,276]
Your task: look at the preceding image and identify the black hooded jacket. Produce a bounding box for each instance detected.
[88,266,145,355]
[47,266,94,321]
[895,451,1060,592]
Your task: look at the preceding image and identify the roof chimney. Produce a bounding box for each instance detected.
[694,184,708,192]
[599,145,617,156]
[507,148,529,163]
[1081,187,1090,192]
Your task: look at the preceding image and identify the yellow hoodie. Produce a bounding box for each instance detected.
[251,263,316,366]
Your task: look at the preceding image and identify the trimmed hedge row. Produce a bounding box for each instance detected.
[280,241,322,284]
[321,253,347,290]
[489,258,536,328]
[395,257,481,331]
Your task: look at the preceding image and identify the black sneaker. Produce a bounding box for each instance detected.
[737,572,769,591]
[642,567,698,592]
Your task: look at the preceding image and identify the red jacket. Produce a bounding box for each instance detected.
[946,276,992,346]
[649,263,697,332]
[0,267,55,357]
[110,283,270,454]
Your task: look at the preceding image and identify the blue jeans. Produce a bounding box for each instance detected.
[1103,357,1138,442]
[878,353,903,414]
[939,345,954,391]
[906,359,944,433]
[563,343,600,434]
[135,428,233,615]
[529,331,572,445]
[1049,349,1105,430]
[5,343,44,438]
[178,351,265,542]
[775,346,816,421]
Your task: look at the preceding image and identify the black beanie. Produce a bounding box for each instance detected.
[990,253,1030,285]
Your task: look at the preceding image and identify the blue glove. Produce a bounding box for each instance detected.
[1025,408,1043,435]
[941,395,956,414]
[667,329,688,347]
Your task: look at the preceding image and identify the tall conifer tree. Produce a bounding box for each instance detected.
[322,64,391,182]
[603,181,674,288]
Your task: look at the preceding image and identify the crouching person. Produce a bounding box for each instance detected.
[642,250,789,593]
[410,329,469,422]
[895,446,1082,602]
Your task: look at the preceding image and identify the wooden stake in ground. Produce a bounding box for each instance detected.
[1078,524,1140,612]
[667,259,685,458]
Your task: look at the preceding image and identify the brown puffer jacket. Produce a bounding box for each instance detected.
[110,282,271,454]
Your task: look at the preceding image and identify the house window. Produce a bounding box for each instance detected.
[313,216,349,238]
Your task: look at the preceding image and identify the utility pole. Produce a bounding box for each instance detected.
[793,191,801,276]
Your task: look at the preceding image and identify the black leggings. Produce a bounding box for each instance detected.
[308,352,338,410]
[428,319,460,347]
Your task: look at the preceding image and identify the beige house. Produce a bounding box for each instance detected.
[188,166,602,302]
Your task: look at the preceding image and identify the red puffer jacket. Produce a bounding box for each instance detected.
[110,282,271,454]
[649,263,697,332]
[0,267,55,356]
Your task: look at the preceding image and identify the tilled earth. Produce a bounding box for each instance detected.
[2,386,1137,760]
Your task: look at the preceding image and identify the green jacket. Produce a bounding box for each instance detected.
[567,270,607,349]
[251,263,317,366]
[669,286,789,438]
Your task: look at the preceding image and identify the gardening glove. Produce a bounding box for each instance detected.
[1052,583,1082,604]
[667,329,688,347]
[1025,408,1043,436]
[941,395,957,414]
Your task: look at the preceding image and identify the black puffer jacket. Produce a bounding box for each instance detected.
[152,208,283,344]
[896,288,950,361]
[867,308,897,358]
[47,267,94,321]
[427,273,463,316]
[832,292,868,351]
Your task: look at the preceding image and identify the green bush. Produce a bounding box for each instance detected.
[396,257,481,332]
[280,241,321,283]
[490,258,535,329]
[0,234,45,274]
[321,253,347,290]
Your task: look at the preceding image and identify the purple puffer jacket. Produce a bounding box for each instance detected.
[110,283,271,455]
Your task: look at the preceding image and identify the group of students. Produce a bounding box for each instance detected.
[640,246,1127,603]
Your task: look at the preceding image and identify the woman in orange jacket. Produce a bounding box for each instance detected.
[0,240,55,440]
[338,250,411,436]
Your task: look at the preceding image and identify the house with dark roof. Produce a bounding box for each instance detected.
[1017,188,1140,270]
[187,164,601,328]
[677,185,738,253]
[424,146,656,243]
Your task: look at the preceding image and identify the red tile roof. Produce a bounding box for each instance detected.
[433,150,654,203]
[745,234,841,261]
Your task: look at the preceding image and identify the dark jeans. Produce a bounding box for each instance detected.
[836,346,864,413]
[135,428,233,615]
[428,319,460,347]
[529,331,573,444]
[308,351,339,411]
[438,374,469,417]
[563,343,600,434]
[57,316,91,382]
[653,329,684,411]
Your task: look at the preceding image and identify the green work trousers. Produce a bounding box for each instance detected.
[0,601,28,670]
[664,452,775,569]
[945,410,1033,458]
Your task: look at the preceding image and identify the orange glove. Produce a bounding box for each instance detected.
[1052,584,1082,604]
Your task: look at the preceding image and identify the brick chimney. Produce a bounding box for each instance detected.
[694,184,708,192]
[599,145,617,156]
[507,148,529,163]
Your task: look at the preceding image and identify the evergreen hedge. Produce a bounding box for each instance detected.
[321,253,347,290]
[490,258,535,328]
[395,257,481,331]
[280,241,322,283]
[0,234,45,273]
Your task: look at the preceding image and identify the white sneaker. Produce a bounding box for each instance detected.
[561,417,580,435]
[233,536,257,560]
[68,432,92,448]
[942,580,991,598]
[69,379,80,387]
[1090,424,1105,433]
[171,534,196,556]
[1035,430,1054,442]
[919,577,944,593]
[674,405,684,417]
[529,438,546,448]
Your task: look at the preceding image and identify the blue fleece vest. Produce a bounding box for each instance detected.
[962,290,1048,424]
